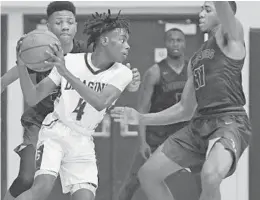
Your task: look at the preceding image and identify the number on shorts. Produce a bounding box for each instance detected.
[73,98,87,120]
[35,144,44,170]
[193,64,205,90]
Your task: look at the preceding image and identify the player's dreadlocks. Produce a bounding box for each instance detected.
[83,9,130,51]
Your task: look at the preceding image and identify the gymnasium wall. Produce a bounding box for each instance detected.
[1,1,260,200]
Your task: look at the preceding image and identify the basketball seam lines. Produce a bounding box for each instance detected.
[20,44,53,64]
[20,44,53,53]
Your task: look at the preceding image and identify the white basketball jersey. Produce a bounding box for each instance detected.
[46,53,133,135]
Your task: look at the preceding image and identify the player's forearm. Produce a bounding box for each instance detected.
[138,125,147,144]
[137,106,149,143]
[1,65,19,92]
[17,66,39,106]
[140,102,192,126]
[64,71,107,111]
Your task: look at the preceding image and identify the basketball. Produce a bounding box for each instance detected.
[18,29,61,72]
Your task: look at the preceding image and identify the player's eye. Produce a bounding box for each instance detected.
[205,7,211,12]
[55,21,61,25]
[120,39,125,43]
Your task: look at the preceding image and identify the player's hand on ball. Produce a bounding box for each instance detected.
[16,34,27,56]
[126,63,141,92]
[16,34,27,67]
[45,43,67,76]
[110,106,140,125]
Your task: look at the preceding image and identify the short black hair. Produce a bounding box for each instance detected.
[46,1,76,18]
[83,9,130,51]
[164,28,185,40]
[228,1,237,14]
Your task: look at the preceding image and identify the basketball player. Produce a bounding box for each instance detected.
[1,2,140,200]
[111,2,251,200]
[15,9,133,200]
[117,28,193,200]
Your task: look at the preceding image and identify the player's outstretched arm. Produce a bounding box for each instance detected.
[1,65,19,93]
[214,1,244,42]
[137,64,160,158]
[111,61,197,126]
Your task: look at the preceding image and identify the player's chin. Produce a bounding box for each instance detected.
[59,36,73,45]
[118,55,127,63]
[199,24,207,33]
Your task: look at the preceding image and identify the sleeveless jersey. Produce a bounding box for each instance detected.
[46,53,132,135]
[147,59,189,134]
[26,39,88,116]
[190,36,246,116]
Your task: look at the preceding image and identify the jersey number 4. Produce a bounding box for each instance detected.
[73,98,87,121]
[193,64,205,90]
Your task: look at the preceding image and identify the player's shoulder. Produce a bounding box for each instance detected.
[146,63,160,78]
[112,62,132,74]
[109,62,133,81]
[140,63,160,84]
[65,52,85,61]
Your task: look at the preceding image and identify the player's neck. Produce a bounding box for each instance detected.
[91,51,114,70]
[166,56,185,71]
[62,42,74,54]
[208,25,220,38]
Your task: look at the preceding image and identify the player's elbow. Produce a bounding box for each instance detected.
[25,92,40,107]
[182,109,194,121]
[181,102,196,121]
[26,97,38,107]
[93,105,105,112]
[92,101,107,112]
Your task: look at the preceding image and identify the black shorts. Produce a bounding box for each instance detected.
[146,121,189,152]
[21,106,50,128]
[15,106,52,154]
[162,114,251,177]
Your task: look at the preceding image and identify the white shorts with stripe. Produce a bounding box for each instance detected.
[35,116,98,195]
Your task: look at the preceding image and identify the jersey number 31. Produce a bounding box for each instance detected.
[193,64,205,90]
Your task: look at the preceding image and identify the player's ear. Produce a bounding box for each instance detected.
[100,36,109,47]
[75,22,78,33]
[46,22,51,31]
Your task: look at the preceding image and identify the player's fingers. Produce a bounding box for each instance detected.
[49,43,63,58]
[54,42,64,55]
[110,112,123,119]
[44,60,57,68]
[110,107,124,114]
[45,50,61,63]
[126,63,131,69]
[132,70,140,78]
[133,73,140,80]
[113,118,124,123]
[131,68,138,73]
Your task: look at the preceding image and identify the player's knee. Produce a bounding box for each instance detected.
[70,183,97,199]
[203,142,234,185]
[31,174,56,197]
[201,161,224,187]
